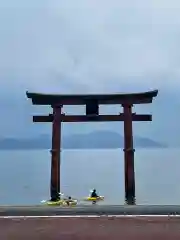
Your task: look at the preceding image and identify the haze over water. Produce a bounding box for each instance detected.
[0,148,179,206]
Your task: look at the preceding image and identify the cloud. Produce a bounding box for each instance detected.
[0,0,180,93]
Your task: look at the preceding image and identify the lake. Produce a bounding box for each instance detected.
[0,149,179,206]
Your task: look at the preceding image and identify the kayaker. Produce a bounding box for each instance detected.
[90,189,99,205]
[65,196,72,206]
[90,189,99,198]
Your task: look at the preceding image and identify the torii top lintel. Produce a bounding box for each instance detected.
[26,90,158,105]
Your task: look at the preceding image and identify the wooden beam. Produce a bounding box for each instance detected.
[26,90,158,105]
[33,114,152,122]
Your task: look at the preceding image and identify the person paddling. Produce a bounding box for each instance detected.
[90,189,99,198]
[90,189,99,204]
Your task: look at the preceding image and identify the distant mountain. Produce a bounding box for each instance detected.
[0,131,167,150]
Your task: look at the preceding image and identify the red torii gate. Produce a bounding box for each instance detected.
[26,90,158,205]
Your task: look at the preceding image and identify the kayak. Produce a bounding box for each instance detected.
[41,200,64,206]
[41,199,78,206]
[83,196,104,201]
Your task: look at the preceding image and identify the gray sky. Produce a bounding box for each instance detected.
[0,0,180,93]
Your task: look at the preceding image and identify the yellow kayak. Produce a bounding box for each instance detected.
[83,196,104,201]
[41,200,64,206]
[41,199,78,206]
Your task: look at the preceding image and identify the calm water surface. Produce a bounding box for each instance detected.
[0,149,179,205]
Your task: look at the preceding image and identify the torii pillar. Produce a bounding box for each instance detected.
[123,104,135,205]
[50,105,62,201]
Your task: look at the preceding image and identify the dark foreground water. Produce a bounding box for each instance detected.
[0,149,179,206]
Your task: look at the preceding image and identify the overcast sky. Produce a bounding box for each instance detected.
[0,1,180,144]
[0,0,180,94]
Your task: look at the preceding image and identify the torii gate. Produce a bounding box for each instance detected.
[26,90,158,205]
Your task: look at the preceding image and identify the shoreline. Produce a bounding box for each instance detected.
[0,205,180,216]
